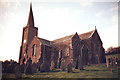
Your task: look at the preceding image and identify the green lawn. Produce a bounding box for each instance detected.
[106,54,120,58]
[2,63,119,79]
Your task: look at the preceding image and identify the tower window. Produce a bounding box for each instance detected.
[32,44,37,56]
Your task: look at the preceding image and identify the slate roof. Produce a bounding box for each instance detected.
[37,37,52,46]
[53,34,74,43]
[53,30,95,43]
[35,30,95,45]
[79,30,95,40]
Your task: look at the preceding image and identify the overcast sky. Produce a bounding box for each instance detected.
[0,0,119,62]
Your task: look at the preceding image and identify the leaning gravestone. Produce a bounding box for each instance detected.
[14,64,22,79]
[67,63,72,73]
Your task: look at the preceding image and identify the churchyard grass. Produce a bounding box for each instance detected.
[2,63,119,78]
[106,54,120,58]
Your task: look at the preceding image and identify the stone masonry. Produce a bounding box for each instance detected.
[19,3,106,72]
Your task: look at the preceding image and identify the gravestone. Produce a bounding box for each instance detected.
[61,61,66,71]
[50,61,55,70]
[78,45,86,70]
[14,64,22,79]
[20,64,25,73]
[78,55,84,70]
[67,63,72,73]
[31,63,37,73]
[25,58,32,74]
[61,65,66,71]
[75,60,78,69]
[40,62,50,72]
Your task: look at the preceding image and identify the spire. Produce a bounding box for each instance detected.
[27,3,34,27]
[95,26,97,30]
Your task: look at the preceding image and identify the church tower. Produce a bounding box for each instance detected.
[19,3,38,64]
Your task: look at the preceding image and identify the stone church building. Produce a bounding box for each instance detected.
[19,4,106,71]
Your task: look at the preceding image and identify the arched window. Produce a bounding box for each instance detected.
[32,44,37,56]
[64,46,69,56]
[25,44,28,53]
[22,58,25,64]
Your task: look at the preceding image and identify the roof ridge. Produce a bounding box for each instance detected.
[79,30,95,35]
[36,36,51,42]
[52,34,74,42]
[79,30,95,39]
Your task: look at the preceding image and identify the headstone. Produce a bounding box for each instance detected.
[40,62,50,72]
[7,60,17,73]
[78,45,86,70]
[50,61,55,70]
[61,61,66,71]
[61,65,66,71]
[67,63,72,73]
[20,64,25,73]
[31,63,37,73]
[75,60,78,69]
[14,64,22,79]
[78,55,84,70]
[25,58,32,74]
